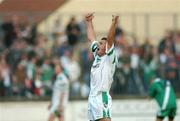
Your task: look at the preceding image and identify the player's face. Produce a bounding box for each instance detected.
[97,39,106,56]
[55,65,62,75]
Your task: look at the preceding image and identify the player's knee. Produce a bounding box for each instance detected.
[156,117,163,121]
[168,116,174,121]
[98,118,111,121]
[48,113,55,121]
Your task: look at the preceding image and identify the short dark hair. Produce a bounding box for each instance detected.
[101,37,107,41]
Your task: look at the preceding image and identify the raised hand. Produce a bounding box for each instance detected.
[85,12,95,21]
[112,15,119,24]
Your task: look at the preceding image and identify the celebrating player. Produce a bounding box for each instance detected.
[85,12,118,121]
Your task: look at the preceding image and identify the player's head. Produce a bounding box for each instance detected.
[165,67,176,80]
[149,72,157,84]
[97,37,107,56]
[55,64,62,75]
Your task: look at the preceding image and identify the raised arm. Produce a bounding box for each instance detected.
[85,12,96,42]
[107,15,119,49]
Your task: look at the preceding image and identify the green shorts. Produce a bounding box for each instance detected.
[157,108,177,118]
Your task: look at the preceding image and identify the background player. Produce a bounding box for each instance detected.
[48,63,69,121]
[149,74,177,121]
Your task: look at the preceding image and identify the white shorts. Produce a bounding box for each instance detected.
[88,92,112,121]
[50,100,59,114]
[50,92,69,114]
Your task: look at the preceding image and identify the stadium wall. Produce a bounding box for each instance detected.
[38,0,180,44]
[0,99,179,121]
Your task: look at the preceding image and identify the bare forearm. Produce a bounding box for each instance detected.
[85,12,96,42]
[86,21,96,42]
[107,16,119,48]
[107,22,116,47]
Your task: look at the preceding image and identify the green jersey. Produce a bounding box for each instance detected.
[149,78,177,110]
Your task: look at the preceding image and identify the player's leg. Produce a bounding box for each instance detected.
[156,117,163,121]
[156,109,166,121]
[98,118,111,121]
[168,117,174,121]
[98,92,112,121]
[56,109,64,121]
[88,107,111,121]
[89,93,112,121]
[57,113,64,121]
[48,102,59,121]
[168,108,176,121]
[48,113,55,121]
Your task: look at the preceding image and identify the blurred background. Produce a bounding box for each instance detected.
[0,0,180,121]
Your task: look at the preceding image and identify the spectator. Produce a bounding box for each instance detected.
[158,29,175,54]
[13,62,26,96]
[0,54,11,96]
[41,58,54,95]
[78,19,87,42]
[53,19,67,45]
[115,22,124,45]
[113,47,130,94]
[1,15,19,48]
[140,38,153,63]
[174,31,180,62]
[61,49,81,97]
[66,16,81,46]
[80,48,93,86]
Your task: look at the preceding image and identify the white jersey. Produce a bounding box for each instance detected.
[50,72,69,113]
[89,41,117,96]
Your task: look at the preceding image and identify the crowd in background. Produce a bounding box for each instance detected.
[0,15,180,98]
[113,27,180,95]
